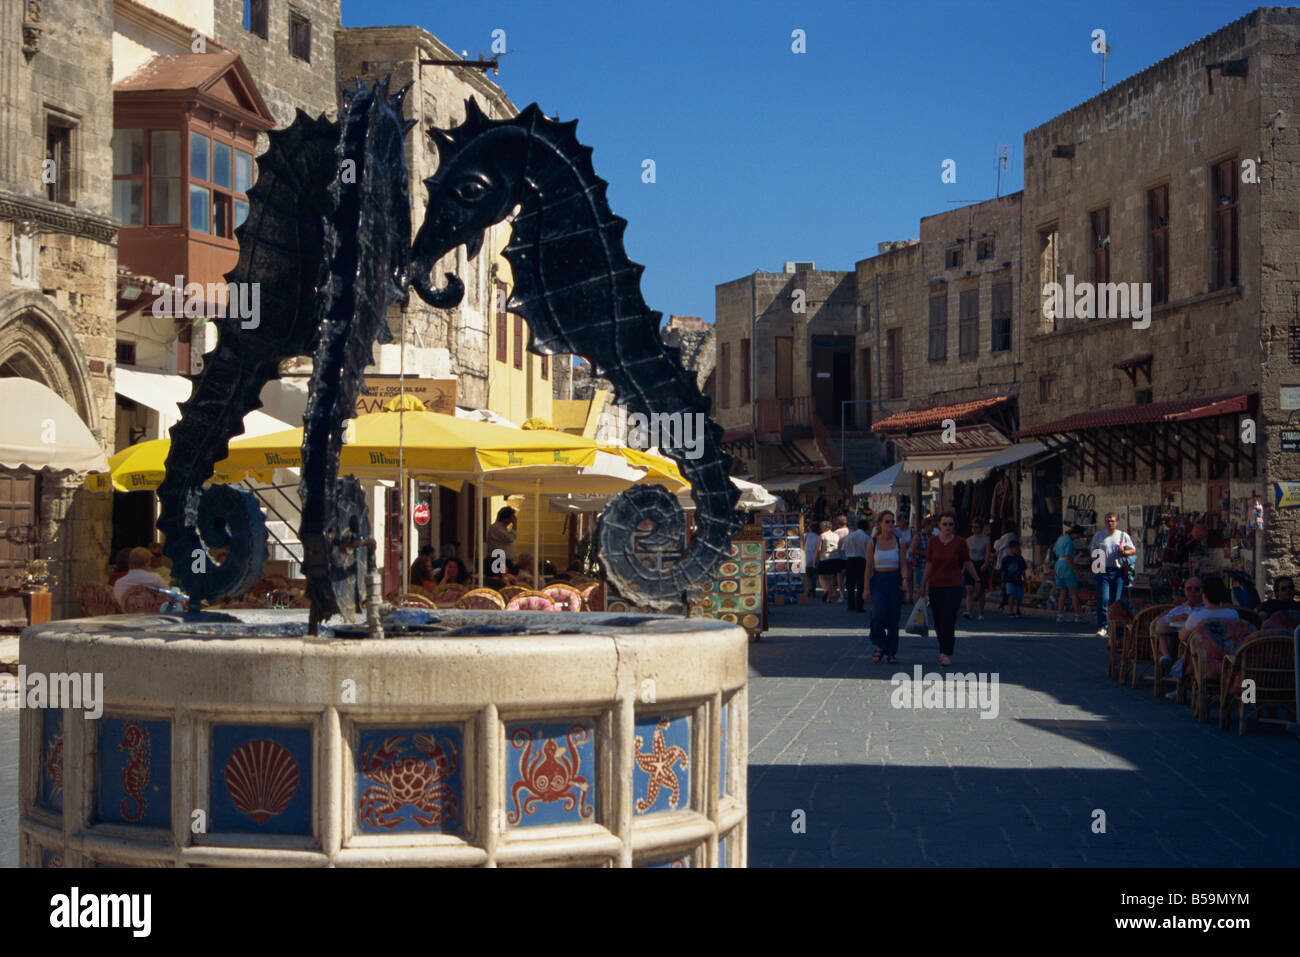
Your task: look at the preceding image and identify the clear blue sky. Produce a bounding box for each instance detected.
[345,0,1266,323]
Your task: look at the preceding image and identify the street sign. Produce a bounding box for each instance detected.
[1275,482,1300,509]
[413,502,430,526]
[1283,428,1300,452]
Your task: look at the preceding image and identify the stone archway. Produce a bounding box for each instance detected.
[0,290,100,429]
[0,291,110,619]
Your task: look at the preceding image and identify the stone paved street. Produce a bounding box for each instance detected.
[1,708,17,869]
[747,597,1300,867]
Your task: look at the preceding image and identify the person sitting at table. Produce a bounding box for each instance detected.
[148,542,172,572]
[1165,575,1239,678]
[108,547,132,586]
[433,557,469,589]
[512,553,538,587]
[113,547,170,604]
[1155,577,1204,659]
[1256,576,1298,617]
[410,545,435,585]
[431,541,459,575]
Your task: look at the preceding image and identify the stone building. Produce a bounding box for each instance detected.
[1014,6,1298,586]
[864,195,1031,530]
[661,314,715,396]
[0,0,118,621]
[714,264,857,498]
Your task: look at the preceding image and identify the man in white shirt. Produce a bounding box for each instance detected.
[1155,578,1204,659]
[841,519,870,613]
[1166,576,1239,679]
[113,547,169,605]
[1088,512,1136,636]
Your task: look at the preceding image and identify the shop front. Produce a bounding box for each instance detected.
[1016,392,1262,609]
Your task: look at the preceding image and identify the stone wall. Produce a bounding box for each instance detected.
[0,0,118,617]
[1018,7,1297,586]
[212,0,341,130]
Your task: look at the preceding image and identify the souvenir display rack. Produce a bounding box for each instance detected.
[760,512,805,605]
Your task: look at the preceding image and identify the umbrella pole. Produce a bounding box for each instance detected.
[534,478,541,585]
[477,479,485,585]
[400,466,409,595]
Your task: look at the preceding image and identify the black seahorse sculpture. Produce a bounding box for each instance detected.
[410,100,741,610]
[156,79,414,628]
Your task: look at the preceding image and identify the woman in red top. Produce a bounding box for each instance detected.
[919,511,980,666]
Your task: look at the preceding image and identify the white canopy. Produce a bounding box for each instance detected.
[115,366,290,438]
[547,475,779,514]
[945,442,1049,482]
[0,378,109,473]
[853,461,909,495]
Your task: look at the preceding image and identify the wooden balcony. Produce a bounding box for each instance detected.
[756,396,814,444]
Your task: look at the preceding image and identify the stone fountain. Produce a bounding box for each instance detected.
[19,84,747,867]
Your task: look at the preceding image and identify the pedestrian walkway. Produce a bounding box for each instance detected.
[747,597,1300,866]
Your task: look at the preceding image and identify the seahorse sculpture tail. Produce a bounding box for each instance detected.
[410,100,741,609]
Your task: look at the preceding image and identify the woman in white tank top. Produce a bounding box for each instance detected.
[864,511,910,664]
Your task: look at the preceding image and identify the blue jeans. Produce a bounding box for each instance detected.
[1095,571,1125,628]
[869,570,903,656]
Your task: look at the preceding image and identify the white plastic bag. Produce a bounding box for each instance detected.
[905,596,931,637]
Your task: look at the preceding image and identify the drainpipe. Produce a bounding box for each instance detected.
[750,272,757,463]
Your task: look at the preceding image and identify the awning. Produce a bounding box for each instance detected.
[853,462,909,495]
[115,366,290,438]
[901,451,996,474]
[1016,392,1255,436]
[945,441,1050,482]
[872,395,1015,434]
[0,378,109,474]
[761,472,834,492]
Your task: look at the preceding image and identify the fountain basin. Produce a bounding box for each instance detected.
[19,610,747,867]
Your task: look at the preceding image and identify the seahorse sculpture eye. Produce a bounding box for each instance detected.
[411,100,741,609]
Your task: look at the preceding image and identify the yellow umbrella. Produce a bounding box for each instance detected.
[84,439,273,492]
[220,409,601,475]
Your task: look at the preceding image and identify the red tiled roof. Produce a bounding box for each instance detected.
[871,395,1014,434]
[1016,392,1256,437]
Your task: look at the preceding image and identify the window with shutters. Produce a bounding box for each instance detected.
[958,289,979,358]
[1090,206,1110,292]
[1038,225,1059,331]
[1148,185,1170,305]
[991,281,1012,352]
[289,12,311,62]
[886,329,902,398]
[495,282,507,362]
[244,0,268,38]
[719,342,731,409]
[513,313,523,370]
[740,338,750,404]
[540,353,548,379]
[1211,158,1238,291]
[928,292,947,361]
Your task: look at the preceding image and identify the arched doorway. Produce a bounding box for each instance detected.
[0,292,110,620]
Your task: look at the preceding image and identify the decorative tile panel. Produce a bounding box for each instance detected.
[40,708,63,813]
[504,721,595,828]
[355,727,463,834]
[96,717,171,828]
[632,713,691,814]
[210,725,311,835]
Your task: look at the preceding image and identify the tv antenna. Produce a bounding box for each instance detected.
[995,145,1009,197]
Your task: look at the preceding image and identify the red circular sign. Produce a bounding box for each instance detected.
[413,503,430,526]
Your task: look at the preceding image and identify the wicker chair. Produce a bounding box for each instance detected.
[428,583,469,607]
[1186,618,1254,722]
[456,588,506,610]
[505,590,557,612]
[1219,631,1296,733]
[543,583,583,612]
[80,582,121,617]
[577,580,604,612]
[1118,604,1168,688]
[397,592,435,608]
[1261,609,1300,632]
[499,584,527,605]
[1134,604,1178,695]
[119,585,167,613]
[1106,603,1135,681]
